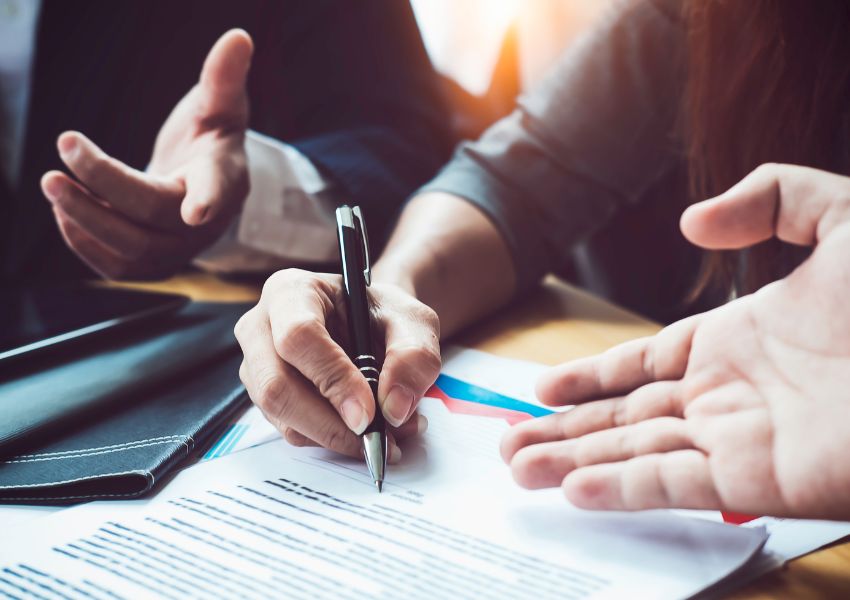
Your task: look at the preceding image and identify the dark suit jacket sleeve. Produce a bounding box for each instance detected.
[253,1,453,246]
[13,0,450,281]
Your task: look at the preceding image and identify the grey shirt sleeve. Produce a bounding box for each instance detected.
[417,0,686,294]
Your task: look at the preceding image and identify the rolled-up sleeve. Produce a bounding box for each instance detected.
[417,0,685,294]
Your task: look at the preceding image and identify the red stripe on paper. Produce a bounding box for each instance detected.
[722,512,758,525]
[427,385,533,425]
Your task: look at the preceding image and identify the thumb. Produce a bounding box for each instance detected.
[377,305,442,428]
[180,151,248,226]
[680,163,850,250]
[196,29,253,124]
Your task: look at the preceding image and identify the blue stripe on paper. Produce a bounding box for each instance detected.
[435,374,553,418]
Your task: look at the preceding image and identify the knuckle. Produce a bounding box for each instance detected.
[233,308,256,342]
[263,268,330,304]
[555,411,573,439]
[639,343,656,381]
[253,373,285,415]
[261,271,284,296]
[412,302,439,326]
[233,315,247,341]
[264,268,309,293]
[613,399,630,427]
[630,429,649,456]
[274,316,325,361]
[751,162,787,184]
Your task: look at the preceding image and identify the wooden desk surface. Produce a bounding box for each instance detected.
[120,271,850,599]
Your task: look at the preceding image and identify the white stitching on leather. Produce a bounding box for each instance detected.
[0,492,144,501]
[0,470,155,501]
[11,436,187,459]
[2,439,188,464]
[0,470,153,490]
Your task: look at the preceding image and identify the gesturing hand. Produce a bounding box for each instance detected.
[502,164,850,520]
[234,270,442,460]
[40,29,253,280]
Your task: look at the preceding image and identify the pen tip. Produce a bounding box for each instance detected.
[376,480,383,493]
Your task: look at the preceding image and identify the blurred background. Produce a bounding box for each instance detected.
[411,0,612,139]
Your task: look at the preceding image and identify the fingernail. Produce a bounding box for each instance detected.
[42,177,62,202]
[340,398,368,435]
[58,135,78,161]
[388,441,402,464]
[185,202,210,226]
[383,386,414,427]
[415,414,429,435]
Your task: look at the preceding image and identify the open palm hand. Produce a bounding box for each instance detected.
[502,164,850,519]
[41,30,252,279]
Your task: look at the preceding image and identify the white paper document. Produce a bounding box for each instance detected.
[0,398,765,600]
[201,405,280,461]
[0,504,58,530]
[440,346,551,409]
[444,347,850,565]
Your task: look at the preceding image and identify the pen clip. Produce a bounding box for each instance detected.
[352,206,372,286]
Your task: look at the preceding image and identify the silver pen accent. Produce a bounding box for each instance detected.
[336,205,388,492]
[362,430,388,492]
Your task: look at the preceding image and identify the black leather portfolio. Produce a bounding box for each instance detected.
[0,302,252,504]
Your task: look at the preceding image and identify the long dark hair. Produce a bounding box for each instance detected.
[683,0,850,298]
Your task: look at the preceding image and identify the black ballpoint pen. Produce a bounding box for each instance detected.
[335,205,387,492]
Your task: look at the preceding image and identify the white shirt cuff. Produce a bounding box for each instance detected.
[194,130,339,274]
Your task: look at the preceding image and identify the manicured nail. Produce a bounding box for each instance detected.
[58,135,78,161]
[388,441,402,464]
[340,398,368,434]
[383,386,414,427]
[42,177,62,202]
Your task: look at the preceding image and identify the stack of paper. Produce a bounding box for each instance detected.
[0,396,765,599]
[1,346,847,600]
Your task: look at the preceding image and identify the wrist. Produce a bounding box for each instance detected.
[372,260,420,299]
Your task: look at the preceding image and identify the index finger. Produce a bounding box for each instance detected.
[535,313,702,406]
[263,271,376,434]
[57,131,185,229]
[235,306,362,457]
